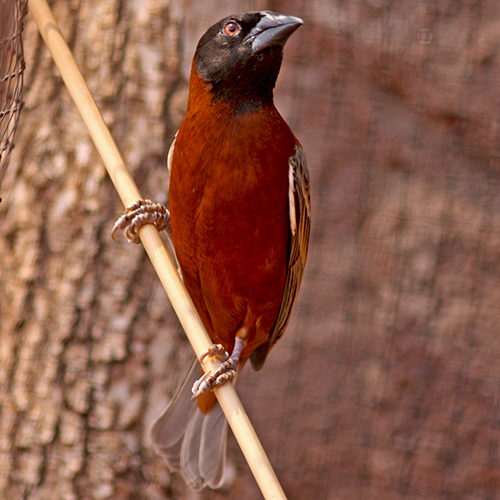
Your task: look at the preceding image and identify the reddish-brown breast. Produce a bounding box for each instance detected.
[169,68,298,367]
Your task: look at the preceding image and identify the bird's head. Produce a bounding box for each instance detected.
[193,11,303,113]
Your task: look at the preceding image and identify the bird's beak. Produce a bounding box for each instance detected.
[246,12,303,54]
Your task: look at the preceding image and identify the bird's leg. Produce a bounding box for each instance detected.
[191,336,247,400]
[112,199,171,243]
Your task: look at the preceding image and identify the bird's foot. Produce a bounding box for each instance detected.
[191,345,237,400]
[112,199,171,243]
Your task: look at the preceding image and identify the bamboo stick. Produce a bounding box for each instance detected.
[28,0,288,498]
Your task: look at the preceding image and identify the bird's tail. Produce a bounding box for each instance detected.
[150,357,230,490]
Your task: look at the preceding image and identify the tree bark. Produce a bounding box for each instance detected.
[1,1,193,498]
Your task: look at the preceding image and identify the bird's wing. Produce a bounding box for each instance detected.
[167,132,177,175]
[250,144,311,370]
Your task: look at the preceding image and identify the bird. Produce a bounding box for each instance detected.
[113,10,310,490]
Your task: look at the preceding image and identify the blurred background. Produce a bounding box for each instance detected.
[1,0,500,499]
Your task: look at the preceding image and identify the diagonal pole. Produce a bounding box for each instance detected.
[27,0,288,498]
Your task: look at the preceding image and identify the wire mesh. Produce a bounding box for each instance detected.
[0,0,27,194]
[234,1,500,499]
[2,1,500,499]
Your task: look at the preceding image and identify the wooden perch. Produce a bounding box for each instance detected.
[27,0,288,498]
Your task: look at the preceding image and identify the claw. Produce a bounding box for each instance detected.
[191,344,236,399]
[191,339,245,399]
[112,199,171,243]
[200,344,230,364]
[191,361,237,400]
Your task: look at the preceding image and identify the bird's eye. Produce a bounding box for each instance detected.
[223,22,240,36]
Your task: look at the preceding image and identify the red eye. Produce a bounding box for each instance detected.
[224,22,240,36]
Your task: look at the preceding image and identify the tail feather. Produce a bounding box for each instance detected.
[150,356,230,490]
[181,408,205,488]
[150,357,199,470]
[199,403,227,488]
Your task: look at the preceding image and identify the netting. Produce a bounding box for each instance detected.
[2,1,500,499]
[0,0,27,193]
[233,1,500,498]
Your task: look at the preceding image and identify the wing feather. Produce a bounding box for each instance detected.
[250,145,311,370]
[167,133,177,175]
